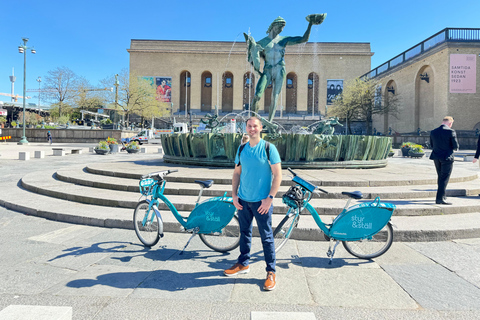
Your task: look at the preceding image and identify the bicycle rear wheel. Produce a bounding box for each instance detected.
[200,215,240,252]
[342,222,393,259]
[133,200,161,247]
[273,210,300,253]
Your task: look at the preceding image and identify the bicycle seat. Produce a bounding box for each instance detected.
[342,191,363,199]
[194,180,214,188]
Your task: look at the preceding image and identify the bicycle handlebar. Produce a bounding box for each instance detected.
[287,167,328,194]
[142,169,178,180]
[287,167,296,177]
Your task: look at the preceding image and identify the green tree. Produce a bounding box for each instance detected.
[74,80,106,112]
[48,102,74,122]
[330,78,399,135]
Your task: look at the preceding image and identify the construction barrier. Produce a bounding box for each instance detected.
[0,136,11,141]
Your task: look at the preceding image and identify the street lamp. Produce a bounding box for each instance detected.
[17,38,36,145]
[36,76,41,107]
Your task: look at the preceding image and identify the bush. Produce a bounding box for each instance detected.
[401,141,415,149]
[95,140,109,150]
[106,137,118,145]
[11,121,17,127]
[410,144,424,153]
[126,140,140,150]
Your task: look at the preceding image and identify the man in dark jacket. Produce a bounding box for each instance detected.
[429,116,459,205]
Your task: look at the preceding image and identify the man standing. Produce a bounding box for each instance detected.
[224,116,282,291]
[429,116,459,205]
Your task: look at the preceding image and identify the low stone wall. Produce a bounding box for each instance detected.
[391,135,477,150]
[1,128,138,143]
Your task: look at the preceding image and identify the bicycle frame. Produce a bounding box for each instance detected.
[143,178,236,234]
[284,171,395,242]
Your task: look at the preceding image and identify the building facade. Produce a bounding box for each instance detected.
[128,40,372,117]
[369,28,480,134]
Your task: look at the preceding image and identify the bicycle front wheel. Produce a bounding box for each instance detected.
[200,215,240,252]
[342,222,393,259]
[133,200,161,247]
[273,211,300,253]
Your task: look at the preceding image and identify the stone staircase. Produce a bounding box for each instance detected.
[3,155,480,242]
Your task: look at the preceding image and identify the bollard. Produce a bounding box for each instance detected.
[34,151,45,159]
[19,151,30,161]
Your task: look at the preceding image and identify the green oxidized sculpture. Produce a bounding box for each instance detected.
[200,113,221,133]
[244,13,326,132]
[312,116,343,135]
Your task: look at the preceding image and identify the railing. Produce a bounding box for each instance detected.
[361,28,480,79]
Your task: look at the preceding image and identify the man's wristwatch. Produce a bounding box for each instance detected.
[268,195,274,200]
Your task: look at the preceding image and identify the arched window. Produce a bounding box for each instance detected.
[201,71,212,112]
[243,72,255,110]
[285,73,297,113]
[222,72,234,112]
[307,73,319,115]
[179,71,191,113]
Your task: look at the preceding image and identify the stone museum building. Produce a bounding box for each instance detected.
[128,40,372,117]
[368,28,480,133]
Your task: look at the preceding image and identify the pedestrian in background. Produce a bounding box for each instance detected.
[472,135,480,165]
[429,116,459,205]
[47,131,52,145]
[472,134,480,197]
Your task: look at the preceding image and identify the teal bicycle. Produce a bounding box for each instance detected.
[274,168,395,262]
[133,170,241,253]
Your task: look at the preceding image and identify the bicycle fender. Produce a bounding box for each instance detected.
[329,205,394,241]
[186,198,236,233]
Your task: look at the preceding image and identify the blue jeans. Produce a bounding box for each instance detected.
[236,198,276,273]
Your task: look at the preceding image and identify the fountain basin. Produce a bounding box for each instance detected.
[161,133,392,169]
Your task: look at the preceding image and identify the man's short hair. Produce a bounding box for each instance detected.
[443,116,454,123]
[246,116,262,126]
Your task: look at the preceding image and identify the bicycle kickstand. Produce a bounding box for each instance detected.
[326,239,340,264]
[180,227,199,255]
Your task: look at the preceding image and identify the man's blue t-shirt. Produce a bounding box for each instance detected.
[235,139,281,202]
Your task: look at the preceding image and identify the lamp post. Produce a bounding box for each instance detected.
[114,74,120,128]
[17,38,36,145]
[36,76,41,107]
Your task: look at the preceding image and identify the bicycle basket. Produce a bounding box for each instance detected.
[282,185,305,209]
[139,178,156,196]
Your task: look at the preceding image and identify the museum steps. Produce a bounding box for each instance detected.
[4,156,480,242]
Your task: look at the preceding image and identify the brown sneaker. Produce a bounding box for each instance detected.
[263,271,276,291]
[224,263,250,277]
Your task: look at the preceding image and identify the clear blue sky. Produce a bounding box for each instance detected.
[1,0,479,104]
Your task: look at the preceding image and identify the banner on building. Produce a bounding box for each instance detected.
[140,76,172,102]
[450,54,476,93]
[327,79,343,105]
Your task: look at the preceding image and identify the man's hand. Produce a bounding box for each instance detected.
[473,158,478,164]
[258,197,273,215]
[232,195,243,210]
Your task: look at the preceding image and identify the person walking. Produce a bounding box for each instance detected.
[47,131,52,145]
[429,116,459,205]
[224,116,282,291]
[472,135,480,196]
[472,135,480,165]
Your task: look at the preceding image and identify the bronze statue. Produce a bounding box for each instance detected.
[312,116,342,135]
[244,14,326,132]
